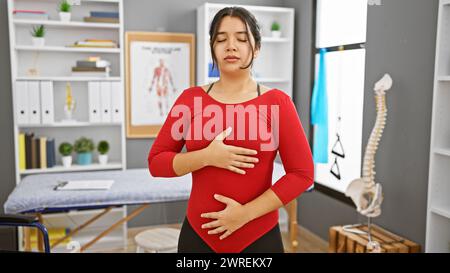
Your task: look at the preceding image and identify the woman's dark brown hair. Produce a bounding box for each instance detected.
[209,6,261,72]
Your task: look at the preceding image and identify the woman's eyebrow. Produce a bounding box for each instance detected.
[217,31,248,35]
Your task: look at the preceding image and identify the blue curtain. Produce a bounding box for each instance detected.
[311,48,328,163]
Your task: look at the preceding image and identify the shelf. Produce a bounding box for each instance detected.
[437,76,450,81]
[19,122,122,128]
[20,162,123,175]
[261,36,290,43]
[16,76,121,82]
[431,206,450,219]
[13,0,120,3]
[15,45,120,53]
[13,19,120,29]
[434,148,450,157]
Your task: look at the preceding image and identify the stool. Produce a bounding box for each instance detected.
[134,227,181,253]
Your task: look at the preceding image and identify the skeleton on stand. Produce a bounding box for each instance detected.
[344,74,392,253]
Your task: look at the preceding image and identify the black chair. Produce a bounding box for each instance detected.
[0,214,50,253]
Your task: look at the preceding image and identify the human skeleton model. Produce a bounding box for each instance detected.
[344,73,393,252]
[148,58,177,116]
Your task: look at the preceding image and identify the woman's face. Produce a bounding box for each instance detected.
[213,16,259,75]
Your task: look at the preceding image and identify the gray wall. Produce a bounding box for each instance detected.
[0,0,438,251]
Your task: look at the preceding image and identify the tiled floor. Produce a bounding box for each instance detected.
[93,223,328,253]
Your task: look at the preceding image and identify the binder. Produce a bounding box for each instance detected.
[88,82,101,123]
[40,137,47,169]
[27,81,41,124]
[15,81,29,124]
[100,82,112,123]
[111,81,123,123]
[46,138,55,168]
[40,81,54,124]
[25,133,34,169]
[18,133,26,171]
[35,137,41,169]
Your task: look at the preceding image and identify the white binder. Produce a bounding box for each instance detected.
[88,82,101,123]
[40,81,54,124]
[111,81,123,123]
[27,81,41,124]
[100,82,112,123]
[15,81,29,125]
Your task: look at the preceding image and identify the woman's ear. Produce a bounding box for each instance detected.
[254,47,260,58]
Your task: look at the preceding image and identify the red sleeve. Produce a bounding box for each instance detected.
[270,95,315,205]
[147,90,190,177]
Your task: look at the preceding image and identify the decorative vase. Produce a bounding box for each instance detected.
[271,30,281,38]
[98,154,108,165]
[77,152,92,165]
[62,156,72,168]
[59,12,71,22]
[32,37,45,47]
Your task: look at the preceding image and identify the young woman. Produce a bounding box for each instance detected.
[148,6,314,253]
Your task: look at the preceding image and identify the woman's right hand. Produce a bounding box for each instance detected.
[204,127,259,175]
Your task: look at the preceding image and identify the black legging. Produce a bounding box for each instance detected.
[177,217,284,253]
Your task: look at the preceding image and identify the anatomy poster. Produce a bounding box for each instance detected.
[130,41,189,126]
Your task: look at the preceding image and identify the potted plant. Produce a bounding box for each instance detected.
[271,21,281,38]
[59,142,73,168]
[97,140,109,165]
[74,137,95,165]
[30,25,45,47]
[58,0,72,22]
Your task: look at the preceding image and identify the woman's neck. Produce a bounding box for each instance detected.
[216,71,256,94]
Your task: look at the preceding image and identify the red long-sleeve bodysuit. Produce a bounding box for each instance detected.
[148,86,314,253]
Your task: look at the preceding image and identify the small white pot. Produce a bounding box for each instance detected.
[62,156,72,168]
[32,37,45,47]
[98,154,108,165]
[271,30,282,38]
[59,12,71,22]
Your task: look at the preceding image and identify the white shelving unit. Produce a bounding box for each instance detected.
[426,0,450,253]
[196,3,295,98]
[7,0,127,252]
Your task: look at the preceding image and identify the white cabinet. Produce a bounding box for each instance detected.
[196,3,295,98]
[7,0,127,252]
[426,0,450,253]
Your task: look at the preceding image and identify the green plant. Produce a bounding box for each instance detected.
[59,142,73,156]
[30,25,45,38]
[271,21,280,31]
[58,0,72,12]
[73,137,95,153]
[97,140,110,155]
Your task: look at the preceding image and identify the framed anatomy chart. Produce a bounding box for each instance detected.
[125,32,195,138]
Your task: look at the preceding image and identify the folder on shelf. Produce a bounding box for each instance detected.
[46,138,56,168]
[35,137,41,169]
[30,135,37,169]
[19,133,26,171]
[88,82,101,123]
[27,81,41,125]
[40,81,54,124]
[100,82,112,123]
[111,81,122,123]
[15,81,29,125]
[40,137,47,169]
[25,133,34,170]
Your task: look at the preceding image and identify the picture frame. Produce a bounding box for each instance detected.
[125,32,195,138]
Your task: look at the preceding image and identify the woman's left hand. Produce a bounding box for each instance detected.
[201,194,251,240]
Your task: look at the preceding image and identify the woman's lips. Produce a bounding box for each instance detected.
[224,57,240,63]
